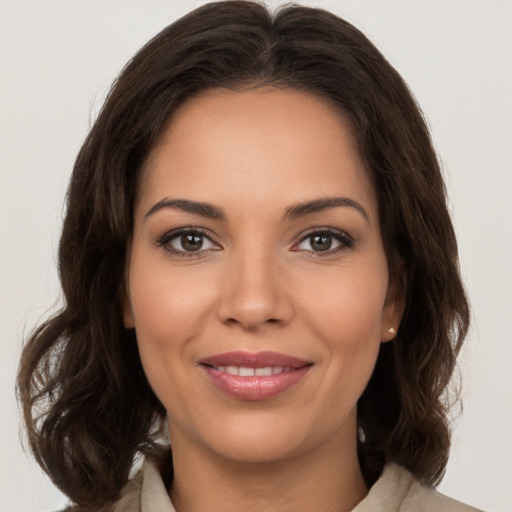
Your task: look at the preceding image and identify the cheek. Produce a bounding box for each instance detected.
[298,264,387,398]
[129,257,214,339]
[126,256,216,393]
[299,264,388,344]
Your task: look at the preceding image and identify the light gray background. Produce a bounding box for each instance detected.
[1,1,511,511]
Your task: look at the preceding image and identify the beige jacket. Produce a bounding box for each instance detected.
[105,459,484,512]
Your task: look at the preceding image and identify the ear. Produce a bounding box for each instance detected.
[380,268,406,343]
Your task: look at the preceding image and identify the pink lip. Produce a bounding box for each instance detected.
[199,351,312,401]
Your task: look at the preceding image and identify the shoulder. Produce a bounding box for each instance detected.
[404,479,483,512]
[56,468,145,512]
[58,470,144,512]
[106,469,144,512]
[354,464,485,512]
[60,451,174,512]
[58,470,143,512]
[107,455,175,512]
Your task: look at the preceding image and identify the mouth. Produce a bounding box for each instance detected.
[205,365,296,376]
[199,351,312,401]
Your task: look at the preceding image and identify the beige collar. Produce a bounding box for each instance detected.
[113,458,480,512]
[139,459,176,512]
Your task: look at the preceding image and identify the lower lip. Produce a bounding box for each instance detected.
[201,365,311,400]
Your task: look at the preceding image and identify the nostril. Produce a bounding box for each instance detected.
[216,275,294,329]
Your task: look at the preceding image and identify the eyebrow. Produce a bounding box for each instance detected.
[145,198,225,219]
[284,197,369,223]
[145,196,369,223]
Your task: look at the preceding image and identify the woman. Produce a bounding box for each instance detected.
[17,1,484,511]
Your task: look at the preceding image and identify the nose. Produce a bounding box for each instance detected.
[216,247,294,331]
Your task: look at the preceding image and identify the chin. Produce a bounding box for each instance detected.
[169,404,356,467]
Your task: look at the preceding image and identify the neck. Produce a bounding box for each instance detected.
[168,422,368,512]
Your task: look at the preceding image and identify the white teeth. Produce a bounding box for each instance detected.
[255,367,272,376]
[213,365,291,376]
[226,365,239,375]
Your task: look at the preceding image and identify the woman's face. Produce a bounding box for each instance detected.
[124,87,402,465]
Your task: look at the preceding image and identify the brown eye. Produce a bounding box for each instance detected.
[310,234,333,251]
[295,229,353,255]
[179,233,204,251]
[157,229,219,255]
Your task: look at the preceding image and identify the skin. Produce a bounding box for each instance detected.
[123,87,403,512]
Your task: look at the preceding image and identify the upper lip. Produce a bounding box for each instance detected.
[199,351,311,369]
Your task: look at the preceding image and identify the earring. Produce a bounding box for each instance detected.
[388,327,396,334]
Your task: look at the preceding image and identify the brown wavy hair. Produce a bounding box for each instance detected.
[17,1,469,509]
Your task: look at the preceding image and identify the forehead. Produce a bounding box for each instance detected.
[139,87,377,222]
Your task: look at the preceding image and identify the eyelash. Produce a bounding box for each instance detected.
[156,227,219,258]
[294,228,354,256]
[155,227,354,258]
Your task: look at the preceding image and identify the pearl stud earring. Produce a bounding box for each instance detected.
[388,327,396,334]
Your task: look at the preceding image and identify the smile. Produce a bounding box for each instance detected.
[199,351,312,401]
[209,365,294,376]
